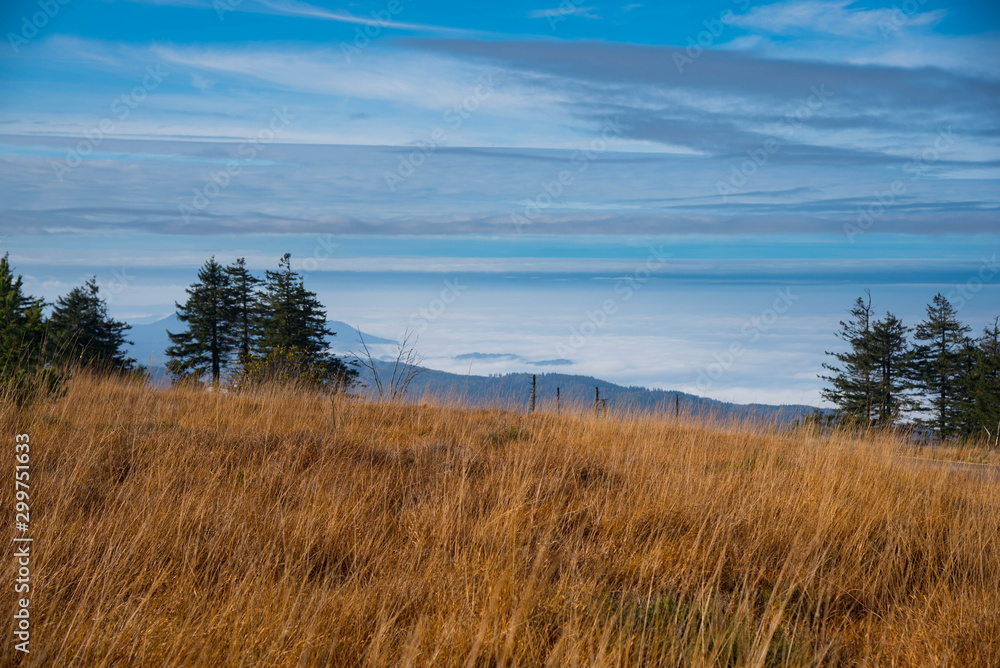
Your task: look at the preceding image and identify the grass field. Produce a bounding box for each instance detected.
[3,373,999,666]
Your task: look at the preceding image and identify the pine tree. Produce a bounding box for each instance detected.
[46,278,134,371]
[868,312,911,426]
[0,253,46,381]
[820,292,875,425]
[255,253,329,354]
[166,258,238,383]
[910,293,970,439]
[962,317,1000,443]
[225,258,260,366]
[253,253,356,386]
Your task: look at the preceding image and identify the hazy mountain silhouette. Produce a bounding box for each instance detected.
[131,315,823,423]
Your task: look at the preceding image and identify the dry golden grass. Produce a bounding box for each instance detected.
[2,372,999,666]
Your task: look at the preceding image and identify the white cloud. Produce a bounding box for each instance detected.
[151,43,494,110]
[253,0,462,33]
[735,0,946,39]
[121,0,468,33]
[528,6,601,20]
[720,29,1000,77]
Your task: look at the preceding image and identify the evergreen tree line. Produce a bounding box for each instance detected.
[165,254,356,388]
[1,253,135,398]
[3,248,994,435]
[821,290,1000,442]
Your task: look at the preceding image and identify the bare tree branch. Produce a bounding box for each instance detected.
[349,327,424,402]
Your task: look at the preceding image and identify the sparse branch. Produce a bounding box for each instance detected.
[351,327,384,399]
[349,327,424,402]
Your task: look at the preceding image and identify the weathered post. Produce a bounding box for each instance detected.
[556,387,560,415]
[675,393,679,419]
[594,387,600,417]
[531,374,536,413]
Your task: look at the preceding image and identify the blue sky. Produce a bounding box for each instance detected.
[1,0,998,405]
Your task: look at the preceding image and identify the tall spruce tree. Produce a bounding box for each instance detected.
[254,253,355,384]
[225,258,260,366]
[820,292,875,424]
[0,253,46,381]
[166,257,238,383]
[255,253,329,354]
[961,317,1000,443]
[46,278,134,371]
[868,312,911,426]
[910,293,970,439]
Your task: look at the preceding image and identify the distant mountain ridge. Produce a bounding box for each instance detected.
[126,316,392,364]
[126,314,180,366]
[129,315,823,423]
[327,321,396,346]
[361,361,823,424]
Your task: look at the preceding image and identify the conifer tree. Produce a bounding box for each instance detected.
[225,258,260,365]
[868,312,912,426]
[253,253,355,386]
[46,278,134,371]
[255,253,329,354]
[961,317,1000,442]
[820,292,875,424]
[0,253,46,382]
[910,293,970,439]
[166,257,238,383]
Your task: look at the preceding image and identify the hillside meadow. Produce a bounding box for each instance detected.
[2,373,999,666]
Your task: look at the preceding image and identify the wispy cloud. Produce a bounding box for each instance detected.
[120,0,467,33]
[735,0,946,38]
[253,0,460,32]
[527,6,601,20]
[717,1,1000,78]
